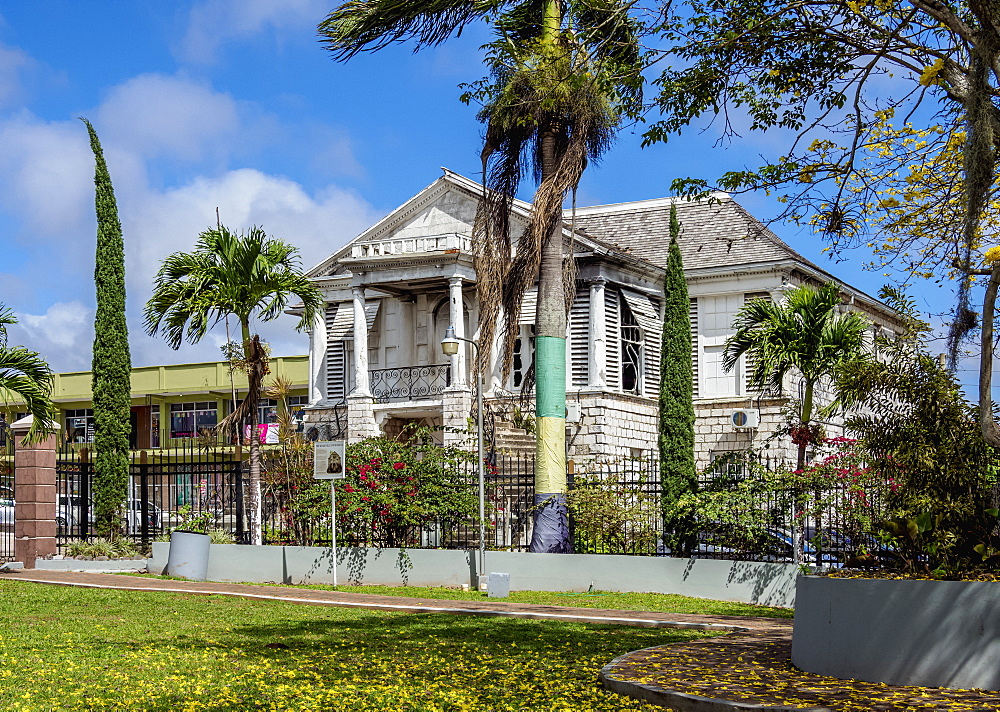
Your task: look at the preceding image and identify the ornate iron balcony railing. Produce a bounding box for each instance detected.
[370,365,451,403]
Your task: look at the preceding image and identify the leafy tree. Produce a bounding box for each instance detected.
[144,226,322,546]
[837,288,1000,573]
[82,118,131,537]
[0,305,55,443]
[724,282,870,472]
[658,204,696,553]
[646,0,1000,438]
[319,0,644,553]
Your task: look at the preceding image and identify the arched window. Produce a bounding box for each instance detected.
[620,301,643,395]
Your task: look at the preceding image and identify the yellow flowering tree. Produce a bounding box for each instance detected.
[649,0,1000,445]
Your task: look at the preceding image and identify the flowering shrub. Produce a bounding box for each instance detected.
[279,427,480,548]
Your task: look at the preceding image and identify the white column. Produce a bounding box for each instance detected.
[449,276,467,387]
[489,306,506,392]
[308,305,328,404]
[351,286,371,396]
[589,278,607,388]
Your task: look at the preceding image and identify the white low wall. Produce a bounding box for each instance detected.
[793,576,1000,690]
[149,543,798,607]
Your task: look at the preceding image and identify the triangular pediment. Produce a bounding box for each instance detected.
[306,168,655,279]
[308,170,504,278]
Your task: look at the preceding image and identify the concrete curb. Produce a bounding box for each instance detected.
[598,644,833,712]
[36,559,148,573]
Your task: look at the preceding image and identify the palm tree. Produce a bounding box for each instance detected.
[0,304,55,443]
[319,0,644,553]
[144,226,322,546]
[723,282,870,472]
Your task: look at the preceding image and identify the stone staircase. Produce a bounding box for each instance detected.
[492,424,536,457]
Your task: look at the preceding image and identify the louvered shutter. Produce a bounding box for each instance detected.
[605,289,620,389]
[690,298,699,398]
[325,303,354,401]
[743,292,773,395]
[518,288,538,325]
[569,285,589,386]
[619,288,662,395]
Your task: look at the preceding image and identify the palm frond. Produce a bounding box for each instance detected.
[319,0,508,60]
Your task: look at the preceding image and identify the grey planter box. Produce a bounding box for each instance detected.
[149,542,799,607]
[792,575,1000,690]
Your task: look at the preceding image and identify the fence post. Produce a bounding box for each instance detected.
[234,445,244,544]
[80,449,91,541]
[11,418,59,568]
[139,450,149,548]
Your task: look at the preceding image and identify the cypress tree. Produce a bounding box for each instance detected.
[83,118,131,537]
[659,203,697,553]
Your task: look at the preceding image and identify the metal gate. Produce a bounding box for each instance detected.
[1,434,14,561]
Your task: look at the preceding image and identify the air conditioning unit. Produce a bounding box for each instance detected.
[565,403,582,423]
[730,408,760,429]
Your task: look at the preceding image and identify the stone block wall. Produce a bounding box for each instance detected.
[566,391,659,462]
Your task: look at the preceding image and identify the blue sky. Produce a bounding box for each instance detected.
[0,2,969,388]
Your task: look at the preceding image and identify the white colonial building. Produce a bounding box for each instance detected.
[301,169,902,468]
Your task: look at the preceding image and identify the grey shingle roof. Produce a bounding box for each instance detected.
[571,195,822,274]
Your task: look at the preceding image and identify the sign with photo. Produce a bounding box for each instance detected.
[313,440,346,480]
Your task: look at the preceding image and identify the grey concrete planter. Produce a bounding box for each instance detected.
[792,575,1000,690]
[165,531,211,581]
[149,542,799,607]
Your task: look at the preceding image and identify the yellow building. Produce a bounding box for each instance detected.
[1,355,308,451]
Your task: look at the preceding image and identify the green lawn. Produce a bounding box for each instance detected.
[0,581,711,711]
[331,584,794,619]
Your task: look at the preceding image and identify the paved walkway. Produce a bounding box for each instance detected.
[0,569,772,633]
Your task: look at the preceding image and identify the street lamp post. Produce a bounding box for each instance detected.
[441,324,486,587]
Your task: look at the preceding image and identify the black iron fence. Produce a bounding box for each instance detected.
[34,439,894,564]
[55,441,245,547]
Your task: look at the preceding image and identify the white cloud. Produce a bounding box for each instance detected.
[0,42,34,108]
[9,301,94,372]
[126,167,377,290]
[0,113,94,238]
[0,62,379,371]
[94,74,242,164]
[178,0,329,65]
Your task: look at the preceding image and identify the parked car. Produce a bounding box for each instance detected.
[0,497,13,526]
[57,497,162,533]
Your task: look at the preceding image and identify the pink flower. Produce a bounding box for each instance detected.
[362,496,371,502]
[344,485,356,493]
[393,462,406,470]
[359,474,368,481]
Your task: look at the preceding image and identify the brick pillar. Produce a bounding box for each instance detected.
[11,419,58,567]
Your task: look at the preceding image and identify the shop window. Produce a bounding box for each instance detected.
[169,401,218,438]
[65,409,95,443]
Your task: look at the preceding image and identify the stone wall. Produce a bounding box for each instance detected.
[566,390,659,462]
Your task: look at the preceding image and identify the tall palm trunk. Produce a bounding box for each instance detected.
[241,320,264,547]
[529,1,572,553]
[529,5,571,551]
